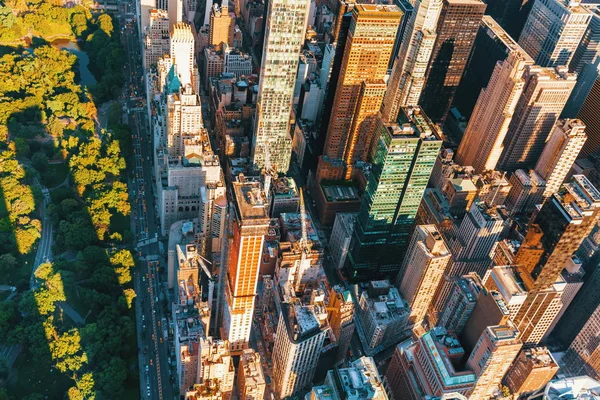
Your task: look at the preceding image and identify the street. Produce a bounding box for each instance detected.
[118,3,174,399]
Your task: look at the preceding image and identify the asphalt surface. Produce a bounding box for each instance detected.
[118,3,174,399]
[30,185,52,290]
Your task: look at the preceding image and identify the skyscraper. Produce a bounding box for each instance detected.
[534,119,587,198]
[272,302,329,398]
[569,6,600,75]
[209,0,235,49]
[223,176,271,354]
[498,66,577,171]
[145,9,170,68]
[419,0,486,123]
[381,0,443,122]
[453,16,527,121]
[345,109,442,280]
[385,329,476,399]
[397,225,451,327]
[238,349,266,400]
[467,325,522,399]
[503,347,560,397]
[326,284,355,365]
[577,75,600,158]
[166,84,204,157]
[170,22,195,88]
[515,175,600,292]
[319,4,402,181]
[455,50,533,173]
[563,303,600,379]
[251,0,311,173]
[518,0,592,68]
[435,273,483,335]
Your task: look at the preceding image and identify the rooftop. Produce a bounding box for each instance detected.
[543,376,600,399]
[420,330,477,387]
[398,106,442,140]
[232,175,269,220]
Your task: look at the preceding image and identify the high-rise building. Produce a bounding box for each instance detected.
[503,347,560,397]
[145,9,170,68]
[528,376,600,399]
[223,176,271,354]
[435,273,483,335]
[505,169,546,215]
[345,109,442,280]
[419,0,486,123]
[466,325,522,399]
[319,4,402,181]
[448,202,507,275]
[166,85,204,157]
[569,6,600,74]
[272,301,329,398]
[554,265,600,349]
[251,0,311,173]
[168,0,183,30]
[199,338,235,399]
[209,0,235,49]
[381,0,443,122]
[385,328,476,399]
[397,225,451,327]
[541,258,585,342]
[563,303,600,379]
[453,16,528,122]
[515,175,600,292]
[498,66,577,172]
[237,349,266,400]
[577,75,600,158]
[455,50,533,173]
[534,119,587,198]
[311,356,388,399]
[170,23,196,88]
[326,284,355,365]
[479,0,526,38]
[518,0,592,68]
[354,280,410,354]
[460,286,511,352]
[485,265,567,346]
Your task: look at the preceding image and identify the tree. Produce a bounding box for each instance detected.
[31,152,49,171]
[0,253,17,276]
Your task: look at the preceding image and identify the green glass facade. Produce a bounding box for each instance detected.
[345,108,442,281]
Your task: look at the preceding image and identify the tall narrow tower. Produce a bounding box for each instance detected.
[518,0,592,68]
[223,176,271,354]
[319,4,402,181]
[345,108,441,281]
[382,0,443,122]
[419,0,486,123]
[170,22,195,88]
[251,0,311,173]
[455,49,533,172]
[534,119,587,198]
[498,66,577,172]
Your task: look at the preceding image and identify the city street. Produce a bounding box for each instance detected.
[118,3,173,399]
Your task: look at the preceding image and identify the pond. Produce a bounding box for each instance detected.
[51,40,97,86]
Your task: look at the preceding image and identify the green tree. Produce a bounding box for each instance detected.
[32,152,49,171]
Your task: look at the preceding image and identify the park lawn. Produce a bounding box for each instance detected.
[42,162,70,188]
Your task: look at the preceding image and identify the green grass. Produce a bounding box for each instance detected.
[41,162,69,188]
[64,284,92,323]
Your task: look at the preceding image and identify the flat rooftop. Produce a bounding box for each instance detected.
[232,176,269,220]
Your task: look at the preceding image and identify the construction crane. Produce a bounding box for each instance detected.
[293,188,312,292]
